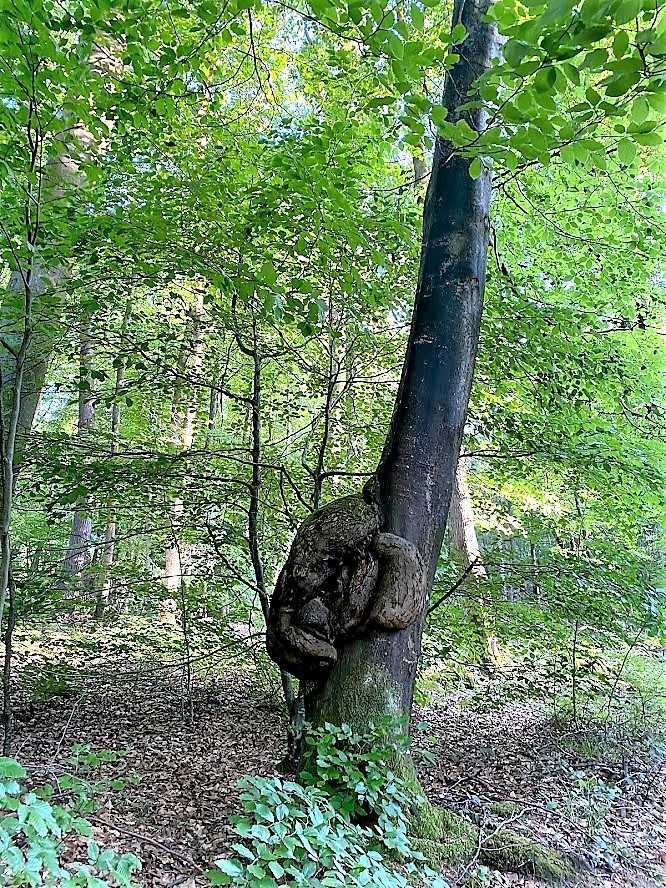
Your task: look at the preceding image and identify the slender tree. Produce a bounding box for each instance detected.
[449,457,500,665]
[62,320,96,578]
[164,290,205,593]
[94,303,131,619]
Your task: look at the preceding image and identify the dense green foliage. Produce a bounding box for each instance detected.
[209,722,447,888]
[0,754,141,887]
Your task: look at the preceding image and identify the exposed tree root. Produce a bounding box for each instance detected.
[398,758,572,882]
[409,799,573,882]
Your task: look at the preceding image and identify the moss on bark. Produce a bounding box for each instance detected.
[303,640,571,883]
[305,641,403,731]
[408,799,572,882]
[397,760,571,881]
[410,804,478,866]
[479,827,573,881]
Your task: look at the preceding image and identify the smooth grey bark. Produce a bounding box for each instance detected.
[62,322,95,577]
[0,101,98,626]
[449,458,488,579]
[94,304,130,619]
[304,0,499,728]
[164,291,205,593]
[449,457,500,664]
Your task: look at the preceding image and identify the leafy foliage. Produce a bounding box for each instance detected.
[209,722,448,888]
[0,756,141,887]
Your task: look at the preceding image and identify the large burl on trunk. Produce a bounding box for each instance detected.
[266,484,425,681]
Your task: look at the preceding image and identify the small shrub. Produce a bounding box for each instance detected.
[0,755,141,887]
[22,663,81,703]
[208,721,449,888]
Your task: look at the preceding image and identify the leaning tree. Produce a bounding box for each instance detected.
[266,0,499,732]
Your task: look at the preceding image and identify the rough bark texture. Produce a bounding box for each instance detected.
[266,489,425,680]
[290,0,499,729]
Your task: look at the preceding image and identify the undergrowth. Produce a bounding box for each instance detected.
[0,751,141,887]
[209,720,450,888]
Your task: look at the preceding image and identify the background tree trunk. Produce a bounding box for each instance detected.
[164,291,205,593]
[94,305,130,619]
[62,321,95,578]
[449,458,487,579]
[449,457,500,665]
[305,0,498,730]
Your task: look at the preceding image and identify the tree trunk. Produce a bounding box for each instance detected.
[1,568,16,754]
[165,290,205,593]
[94,306,129,619]
[62,322,95,578]
[449,458,499,665]
[0,66,101,626]
[303,0,498,729]
[449,458,487,579]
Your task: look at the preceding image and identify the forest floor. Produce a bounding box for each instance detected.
[7,623,666,888]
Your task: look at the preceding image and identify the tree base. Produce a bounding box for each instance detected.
[409,800,572,882]
[410,803,477,866]
[398,759,572,882]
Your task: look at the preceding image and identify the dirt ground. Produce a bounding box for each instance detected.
[10,662,666,888]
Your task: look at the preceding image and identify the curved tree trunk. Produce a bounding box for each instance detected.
[302,0,498,729]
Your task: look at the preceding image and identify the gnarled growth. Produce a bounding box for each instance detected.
[266,485,425,680]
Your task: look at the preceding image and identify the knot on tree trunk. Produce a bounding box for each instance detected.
[266,487,426,680]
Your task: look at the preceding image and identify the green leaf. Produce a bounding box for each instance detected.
[450,23,467,43]
[617,138,636,164]
[213,859,243,878]
[634,130,663,145]
[534,67,557,92]
[259,261,277,287]
[613,0,641,24]
[612,30,630,58]
[410,4,424,29]
[604,72,640,96]
[503,39,533,66]
[630,96,650,124]
[469,156,482,179]
[431,105,448,127]
[647,91,666,113]
[0,759,26,779]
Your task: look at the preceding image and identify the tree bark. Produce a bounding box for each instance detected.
[1,567,16,754]
[449,458,487,579]
[449,457,500,665]
[62,321,95,578]
[304,0,498,729]
[94,304,130,619]
[0,54,103,626]
[164,290,205,593]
